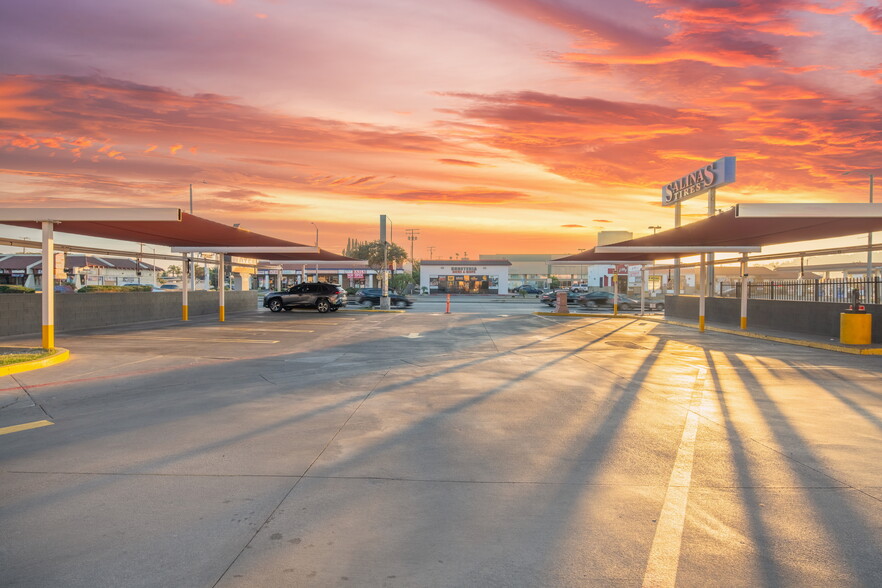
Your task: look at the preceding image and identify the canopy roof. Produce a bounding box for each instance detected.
[555,203,882,264]
[1,209,356,263]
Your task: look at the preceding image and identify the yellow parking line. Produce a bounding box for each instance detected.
[0,419,54,436]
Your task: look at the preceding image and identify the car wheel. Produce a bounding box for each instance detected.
[316,298,331,313]
[394,299,407,308]
[361,300,374,308]
[329,307,339,312]
[267,298,283,312]
[618,303,631,311]
[656,303,665,311]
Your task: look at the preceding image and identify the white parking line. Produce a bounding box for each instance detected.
[642,366,706,588]
[96,335,280,344]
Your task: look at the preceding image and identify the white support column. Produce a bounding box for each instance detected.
[181,254,190,321]
[707,187,716,292]
[740,253,749,330]
[673,202,681,295]
[218,253,226,322]
[639,266,646,316]
[41,221,56,349]
[699,253,707,332]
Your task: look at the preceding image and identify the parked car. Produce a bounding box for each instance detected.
[263,282,347,313]
[540,289,581,306]
[569,283,591,293]
[355,288,412,308]
[157,284,182,292]
[512,285,543,296]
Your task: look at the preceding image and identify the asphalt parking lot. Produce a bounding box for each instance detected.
[1,307,881,587]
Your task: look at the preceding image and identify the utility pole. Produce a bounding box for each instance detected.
[427,246,435,260]
[380,215,390,310]
[405,228,420,271]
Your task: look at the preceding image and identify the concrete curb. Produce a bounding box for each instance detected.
[0,347,71,376]
[536,312,882,355]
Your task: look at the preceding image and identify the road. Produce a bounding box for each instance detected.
[1,307,880,587]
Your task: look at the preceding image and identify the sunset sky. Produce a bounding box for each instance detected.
[2,0,881,259]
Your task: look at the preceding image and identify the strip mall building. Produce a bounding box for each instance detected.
[420,259,511,295]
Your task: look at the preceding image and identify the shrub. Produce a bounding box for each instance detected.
[0,285,35,294]
[77,285,151,293]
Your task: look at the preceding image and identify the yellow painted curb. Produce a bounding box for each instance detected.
[535,313,882,355]
[0,347,70,377]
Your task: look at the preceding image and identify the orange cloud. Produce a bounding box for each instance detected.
[854,7,882,33]
[377,187,532,204]
[438,158,487,167]
[170,144,184,155]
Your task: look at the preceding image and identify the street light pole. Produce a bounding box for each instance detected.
[843,171,876,280]
[310,222,318,247]
[649,225,661,234]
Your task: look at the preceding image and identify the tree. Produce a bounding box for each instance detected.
[349,240,408,270]
[165,265,181,277]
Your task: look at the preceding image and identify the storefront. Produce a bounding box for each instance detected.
[420,260,511,295]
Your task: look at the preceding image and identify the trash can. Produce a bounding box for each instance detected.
[840,311,872,345]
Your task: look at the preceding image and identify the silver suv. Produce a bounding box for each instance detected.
[263,282,347,313]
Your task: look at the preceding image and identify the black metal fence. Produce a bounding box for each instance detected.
[718,277,882,304]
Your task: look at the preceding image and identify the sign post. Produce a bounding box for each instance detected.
[662,157,736,296]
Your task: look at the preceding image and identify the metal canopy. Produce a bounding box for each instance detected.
[1,209,354,262]
[555,203,882,263]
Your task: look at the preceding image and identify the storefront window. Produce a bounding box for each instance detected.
[431,274,496,294]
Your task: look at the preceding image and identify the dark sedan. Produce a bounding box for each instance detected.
[578,291,641,310]
[356,288,413,308]
[540,289,581,307]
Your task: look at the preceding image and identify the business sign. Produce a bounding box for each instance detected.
[662,156,736,206]
[54,252,65,274]
[451,266,477,274]
[348,270,365,279]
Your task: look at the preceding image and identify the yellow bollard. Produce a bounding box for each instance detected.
[840,313,872,345]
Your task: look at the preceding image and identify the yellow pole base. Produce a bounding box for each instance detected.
[219,306,225,322]
[740,316,747,330]
[41,324,55,350]
[699,316,705,332]
[182,305,189,321]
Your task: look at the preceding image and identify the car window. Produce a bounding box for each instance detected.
[290,284,307,293]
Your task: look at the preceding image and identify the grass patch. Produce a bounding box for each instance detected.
[0,348,53,366]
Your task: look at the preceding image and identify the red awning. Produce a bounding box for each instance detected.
[556,204,882,263]
[2,212,355,263]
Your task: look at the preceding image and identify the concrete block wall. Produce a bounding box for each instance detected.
[0,294,41,337]
[666,296,882,341]
[0,291,262,337]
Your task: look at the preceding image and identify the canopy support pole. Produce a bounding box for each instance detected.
[218,253,226,322]
[181,254,190,321]
[41,221,56,350]
[740,253,749,330]
[699,253,707,332]
[639,265,646,316]
[673,202,681,294]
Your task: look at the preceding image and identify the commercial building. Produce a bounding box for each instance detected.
[420,259,511,294]
[0,254,163,289]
